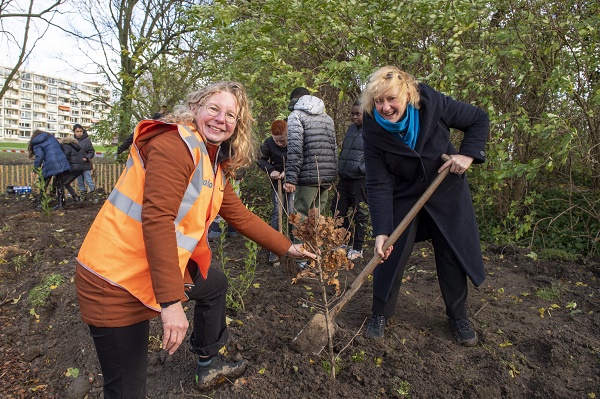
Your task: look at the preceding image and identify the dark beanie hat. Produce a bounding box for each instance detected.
[289,87,310,100]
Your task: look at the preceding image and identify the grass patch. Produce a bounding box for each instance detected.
[535,282,562,302]
[539,248,579,262]
[28,274,65,308]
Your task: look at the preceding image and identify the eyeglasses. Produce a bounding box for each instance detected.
[200,103,239,124]
[384,72,401,80]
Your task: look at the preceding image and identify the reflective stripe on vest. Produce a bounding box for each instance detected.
[77,121,227,311]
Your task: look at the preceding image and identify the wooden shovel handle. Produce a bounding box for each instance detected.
[277,179,283,233]
[329,154,451,320]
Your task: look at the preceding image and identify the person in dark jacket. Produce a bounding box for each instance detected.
[257,119,294,263]
[331,100,368,261]
[60,137,85,203]
[73,124,96,195]
[360,66,488,346]
[117,106,167,155]
[284,88,337,218]
[28,130,71,209]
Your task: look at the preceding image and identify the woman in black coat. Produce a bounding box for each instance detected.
[360,66,488,346]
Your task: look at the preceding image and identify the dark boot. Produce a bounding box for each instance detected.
[73,195,81,203]
[195,356,247,390]
[364,314,387,339]
[53,194,65,210]
[53,184,65,210]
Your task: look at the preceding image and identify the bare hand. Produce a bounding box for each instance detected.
[287,243,317,259]
[284,183,296,193]
[160,302,189,355]
[269,170,281,179]
[439,154,473,175]
[374,235,393,263]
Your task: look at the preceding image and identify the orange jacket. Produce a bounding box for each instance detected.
[77,121,226,311]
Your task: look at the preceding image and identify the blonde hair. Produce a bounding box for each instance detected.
[360,66,421,117]
[162,81,255,179]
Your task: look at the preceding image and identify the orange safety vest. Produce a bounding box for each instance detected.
[77,121,227,311]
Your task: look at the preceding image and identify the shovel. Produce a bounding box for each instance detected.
[277,179,284,234]
[291,154,452,354]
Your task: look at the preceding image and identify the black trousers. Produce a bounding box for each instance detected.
[89,266,229,399]
[89,321,149,399]
[372,211,469,320]
[331,178,368,251]
[61,171,83,198]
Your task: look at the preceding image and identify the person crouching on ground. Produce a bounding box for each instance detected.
[360,66,489,346]
[75,81,315,398]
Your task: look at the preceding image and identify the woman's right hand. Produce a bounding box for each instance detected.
[287,243,317,259]
[374,235,393,263]
[160,301,189,355]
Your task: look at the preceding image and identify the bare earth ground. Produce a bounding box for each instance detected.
[0,191,598,399]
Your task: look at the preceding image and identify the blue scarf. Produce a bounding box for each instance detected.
[373,104,420,149]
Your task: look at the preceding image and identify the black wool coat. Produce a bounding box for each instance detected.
[363,83,489,301]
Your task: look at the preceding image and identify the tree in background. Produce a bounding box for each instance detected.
[71,0,205,143]
[0,0,64,101]
[184,0,598,256]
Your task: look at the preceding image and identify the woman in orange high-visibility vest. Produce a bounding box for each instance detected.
[76,81,315,398]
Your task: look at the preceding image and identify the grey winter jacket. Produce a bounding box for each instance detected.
[337,123,365,180]
[285,95,337,186]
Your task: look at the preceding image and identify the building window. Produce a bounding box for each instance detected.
[21,82,31,89]
[20,111,32,119]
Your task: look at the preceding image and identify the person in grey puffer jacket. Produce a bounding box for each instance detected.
[284,87,337,225]
[331,100,368,261]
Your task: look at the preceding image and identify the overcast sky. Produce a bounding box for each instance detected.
[1,0,107,84]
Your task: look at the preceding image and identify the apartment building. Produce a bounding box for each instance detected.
[0,66,111,141]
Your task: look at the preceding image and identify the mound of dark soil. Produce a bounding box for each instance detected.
[0,192,598,398]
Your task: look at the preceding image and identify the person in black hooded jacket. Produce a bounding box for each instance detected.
[73,124,96,196]
[331,100,368,261]
[60,137,85,202]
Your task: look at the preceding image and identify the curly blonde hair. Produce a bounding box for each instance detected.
[162,81,255,179]
[360,66,421,117]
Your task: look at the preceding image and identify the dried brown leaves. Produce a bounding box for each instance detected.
[289,208,354,294]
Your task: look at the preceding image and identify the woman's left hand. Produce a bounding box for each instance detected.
[286,243,317,259]
[439,154,474,175]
